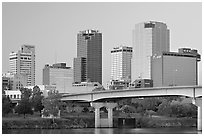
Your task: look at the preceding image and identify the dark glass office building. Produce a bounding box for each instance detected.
[73,30,102,84]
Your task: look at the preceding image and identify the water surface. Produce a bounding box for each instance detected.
[2,127,201,134]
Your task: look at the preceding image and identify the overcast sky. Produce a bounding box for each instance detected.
[2,2,202,86]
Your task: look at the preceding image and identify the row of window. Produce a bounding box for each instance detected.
[20,57,31,60]
[10,57,19,60]
[7,94,21,99]
[111,49,133,53]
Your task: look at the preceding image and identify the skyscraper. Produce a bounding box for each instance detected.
[43,63,73,93]
[111,46,132,81]
[73,29,102,84]
[9,45,35,86]
[132,21,170,81]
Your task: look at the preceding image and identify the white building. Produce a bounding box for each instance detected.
[4,85,57,100]
[5,90,22,100]
[111,46,132,81]
[132,21,170,81]
[9,45,35,86]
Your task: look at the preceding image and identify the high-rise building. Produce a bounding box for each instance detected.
[9,45,35,86]
[42,63,73,93]
[73,29,102,84]
[111,46,132,81]
[152,48,200,87]
[132,21,170,81]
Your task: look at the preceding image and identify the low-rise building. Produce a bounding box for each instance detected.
[5,90,22,100]
[131,79,153,88]
[108,80,131,90]
[68,82,104,94]
[2,72,27,90]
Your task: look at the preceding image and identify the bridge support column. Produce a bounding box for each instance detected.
[107,103,117,127]
[192,97,202,131]
[91,102,117,128]
[94,107,100,128]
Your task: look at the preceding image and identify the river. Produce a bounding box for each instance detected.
[2,127,201,134]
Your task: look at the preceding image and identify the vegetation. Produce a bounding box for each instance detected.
[3,89,198,129]
[117,97,197,118]
[42,92,63,121]
[2,114,196,129]
[31,86,44,114]
[2,92,13,116]
[15,88,33,118]
[2,117,94,129]
[10,86,44,118]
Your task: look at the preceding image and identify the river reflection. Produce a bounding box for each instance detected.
[2,127,201,134]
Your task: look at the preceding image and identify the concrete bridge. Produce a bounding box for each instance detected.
[61,86,202,130]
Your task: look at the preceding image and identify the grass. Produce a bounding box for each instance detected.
[2,111,197,129]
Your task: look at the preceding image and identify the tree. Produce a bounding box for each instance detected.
[2,94,13,116]
[42,92,63,122]
[15,88,33,118]
[120,105,137,113]
[170,100,197,117]
[139,97,162,112]
[31,86,44,114]
[157,99,172,116]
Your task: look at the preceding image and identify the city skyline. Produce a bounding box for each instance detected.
[2,2,202,86]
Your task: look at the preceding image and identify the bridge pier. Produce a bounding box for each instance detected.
[192,97,202,131]
[91,102,117,128]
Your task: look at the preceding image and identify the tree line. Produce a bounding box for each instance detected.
[2,87,197,118]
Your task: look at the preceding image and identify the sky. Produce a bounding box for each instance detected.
[2,2,202,86]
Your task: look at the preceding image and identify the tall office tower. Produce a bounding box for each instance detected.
[132,21,170,81]
[111,46,132,81]
[73,30,102,84]
[9,45,35,86]
[152,48,200,87]
[43,63,73,93]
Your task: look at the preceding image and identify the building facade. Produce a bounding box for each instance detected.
[2,72,28,90]
[43,63,73,93]
[132,21,170,81]
[2,76,11,90]
[73,30,102,84]
[152,48,200,87]
[73,57,86,83]
[111,46,132,81]
[108,80,131,90]
[131,79,153,88]
[9,45,35,86]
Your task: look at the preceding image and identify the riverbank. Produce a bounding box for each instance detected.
[2,116,196,129]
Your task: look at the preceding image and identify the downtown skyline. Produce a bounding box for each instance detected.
[2,2,202,86]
